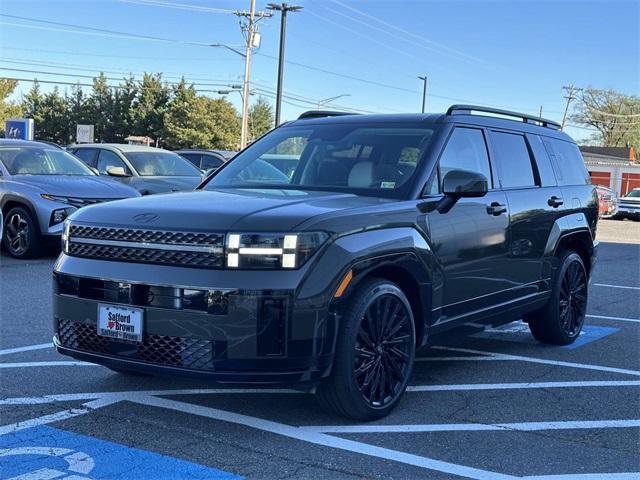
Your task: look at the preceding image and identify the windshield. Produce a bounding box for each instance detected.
[203,123,436,198]
[0,147,95,176]
[123,151,202,177]
[625,189,640,198]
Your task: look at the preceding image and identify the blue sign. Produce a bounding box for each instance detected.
[4,118,34,140]
[0,425,240,479]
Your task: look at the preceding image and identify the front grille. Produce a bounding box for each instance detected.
[69,225,223,246]
[57,319,220,370]
[68,242,223,268]
[67,225,225,268]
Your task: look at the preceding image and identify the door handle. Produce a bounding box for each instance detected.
[548,196,564,208]
[486,202,507,216]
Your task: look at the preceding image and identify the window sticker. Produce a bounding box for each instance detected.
[380,181,396,189]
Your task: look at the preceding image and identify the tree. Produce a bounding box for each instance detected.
[163,80,240,150]
[0,79,22,136]
[88,73,115,142]
[21,82,68,143]
[130,73,170,142]
[111,76,138,143]
[65,84,92,143]
[248,96,274,141]
[571,88,640,151]
[21,81,44,134]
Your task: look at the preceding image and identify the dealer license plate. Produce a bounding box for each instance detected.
[97,304,144,342]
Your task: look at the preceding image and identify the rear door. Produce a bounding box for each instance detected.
[487,130,564,296]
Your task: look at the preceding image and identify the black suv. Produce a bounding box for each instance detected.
[53,105,598,420]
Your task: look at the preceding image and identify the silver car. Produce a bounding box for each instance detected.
[0,139,140,258]
[68,144,204,195]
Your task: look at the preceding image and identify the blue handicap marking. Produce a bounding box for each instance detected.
[561,325,619,349]
[472,322,618,349]
[0,425,241,479]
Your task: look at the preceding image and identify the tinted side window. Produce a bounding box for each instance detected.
[180,153,201,167]
[201,156,223,170]
[97,150,130,175]
[490,131,536,188]
[73,148,98,168]
[542,138,590,186]
[526,134,557,187]
[438,127,492,191]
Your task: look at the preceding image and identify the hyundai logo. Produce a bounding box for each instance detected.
[132,212,159,223]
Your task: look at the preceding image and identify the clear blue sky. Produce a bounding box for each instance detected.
[1,0,638,141]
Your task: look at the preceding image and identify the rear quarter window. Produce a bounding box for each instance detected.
[542,138,590,186]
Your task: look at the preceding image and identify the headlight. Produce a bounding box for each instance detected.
[61,220,71,253]
[41,194,69,204]
[226,232,328,269]
[50,207,76,226]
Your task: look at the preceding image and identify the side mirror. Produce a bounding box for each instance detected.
[106,166,129,177]
[437,170,488,214]
[90,167,100,175]
[442,169,488,198]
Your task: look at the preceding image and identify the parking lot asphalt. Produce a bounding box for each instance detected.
[1,219,639,479]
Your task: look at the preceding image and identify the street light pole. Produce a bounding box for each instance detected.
[267,3,302,127]
[418,75,428,113]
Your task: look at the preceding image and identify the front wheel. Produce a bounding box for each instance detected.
[316,278,416,420]
[525,251,588,345]
[2,206,41,259]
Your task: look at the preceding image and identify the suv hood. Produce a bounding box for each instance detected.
[13,175,138,198]
[69,188,392,232]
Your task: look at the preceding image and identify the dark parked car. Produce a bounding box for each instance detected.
[0,139,140,258]
[53,105,598,420]
[615,187,640,220]
[68,144,203,195]
[176,149,236,172]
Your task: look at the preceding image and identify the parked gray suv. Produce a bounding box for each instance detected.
[69,144,204,195]
[0,139,140,258]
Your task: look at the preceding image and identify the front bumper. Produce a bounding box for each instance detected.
[616,205,640,218]
[53,256,339,386]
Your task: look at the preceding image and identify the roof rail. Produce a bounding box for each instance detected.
[297,110,358,120]
[446,104,561,130]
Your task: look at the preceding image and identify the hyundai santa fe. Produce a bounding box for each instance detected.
[53,105,598,420]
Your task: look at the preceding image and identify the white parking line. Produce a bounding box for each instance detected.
[0,361,95,369]
[132,394,515,480]
[303,419,640,434]
[0,398,112,436]
[0,343,52,356]
[406,380,640,392]
[523,473,640,479]
[593,283,640,290]
[432,346,640,377]
[587,314,640,324]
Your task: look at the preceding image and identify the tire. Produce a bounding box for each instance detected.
[525,251,588,345]
[2,206,42,259]
[316,278,416,420]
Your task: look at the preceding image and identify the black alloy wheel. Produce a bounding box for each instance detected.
[316,278,416,420]
[526,251,588,345]
[3,207,41,259]
[558,258,588,337]
[355,294,414,408]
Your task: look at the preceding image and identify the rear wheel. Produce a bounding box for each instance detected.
[2,206,41,259]
[316,278,416,420]
[525,251,588,345]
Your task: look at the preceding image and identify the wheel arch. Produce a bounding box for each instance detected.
[1,195,41,234]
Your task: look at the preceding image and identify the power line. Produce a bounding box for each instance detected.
[117,0,235,14]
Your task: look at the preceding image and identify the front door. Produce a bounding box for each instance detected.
[418,126,510,324]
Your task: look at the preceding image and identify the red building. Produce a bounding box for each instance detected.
[581,147,640,196]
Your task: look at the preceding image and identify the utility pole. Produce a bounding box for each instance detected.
[235,1,272,149]
[561,85,582,131]
[539,105,543,118]
[267,3,302,127]
[418,75,428,113]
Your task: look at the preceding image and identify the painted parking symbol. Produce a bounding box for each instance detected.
[471,323,619,348]
[0,426,240,479]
